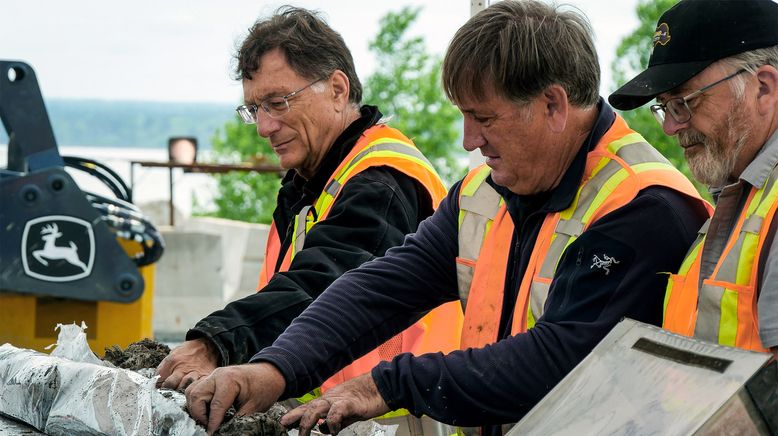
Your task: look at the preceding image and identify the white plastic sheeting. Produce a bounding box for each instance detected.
[0,323,204,436]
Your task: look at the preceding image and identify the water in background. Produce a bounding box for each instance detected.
[0,144,218,226]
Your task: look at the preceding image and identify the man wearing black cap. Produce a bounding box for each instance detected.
[610,0,778,356]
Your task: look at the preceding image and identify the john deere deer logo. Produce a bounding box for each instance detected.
[33,223,88,271]
[22,215,95,282]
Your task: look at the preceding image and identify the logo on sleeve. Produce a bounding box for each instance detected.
[591,254,620,275]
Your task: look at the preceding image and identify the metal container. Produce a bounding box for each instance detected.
[508,319,778,435]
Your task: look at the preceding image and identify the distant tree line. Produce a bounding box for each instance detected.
[0,99,234,149]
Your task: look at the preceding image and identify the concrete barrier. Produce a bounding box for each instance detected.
[152,217,269,341]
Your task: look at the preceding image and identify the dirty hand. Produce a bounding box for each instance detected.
[156,338,219,390]
[186,362,286,435]
[280,373,391,435]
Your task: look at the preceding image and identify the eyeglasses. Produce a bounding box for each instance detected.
[649,68,748,125]
[236,78,322,124]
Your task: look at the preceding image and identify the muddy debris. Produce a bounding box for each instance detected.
[214,403,289,436]
[101,339,291,436]
[103,338,170,371]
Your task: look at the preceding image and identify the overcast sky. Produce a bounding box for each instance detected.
[2,0,640,105]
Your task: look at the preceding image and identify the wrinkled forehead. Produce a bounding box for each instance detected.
[241,51,307,102]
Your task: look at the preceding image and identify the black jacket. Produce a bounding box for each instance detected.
[187,106,437,365]
[251,101,710,434]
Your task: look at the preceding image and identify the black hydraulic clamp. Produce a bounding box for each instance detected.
[0,60,152,303]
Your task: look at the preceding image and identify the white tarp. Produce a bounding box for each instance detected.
[0,323,203,436]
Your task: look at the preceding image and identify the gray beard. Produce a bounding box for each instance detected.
[681,109,751,187]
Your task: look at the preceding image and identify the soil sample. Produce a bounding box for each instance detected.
[103,338,170,371]
[214,403,289,436]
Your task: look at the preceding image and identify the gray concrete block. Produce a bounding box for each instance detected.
[154,231,222,298]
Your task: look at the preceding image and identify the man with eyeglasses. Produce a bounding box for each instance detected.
[184,2,711,434]
[610,0,778,356]
[156,6,463,428]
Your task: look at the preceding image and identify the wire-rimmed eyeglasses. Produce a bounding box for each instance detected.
[649,69,748,125]
[236,78,322,124]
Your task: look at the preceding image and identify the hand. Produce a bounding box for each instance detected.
[156,338,219,390]
[185,362,286,434]
[280,373,391,435]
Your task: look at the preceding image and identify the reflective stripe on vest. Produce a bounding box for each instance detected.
[457,114,707,349]
[664,167,778,352]
[259,124,448,288]
[256,124,463,424]
[289,137,445,258]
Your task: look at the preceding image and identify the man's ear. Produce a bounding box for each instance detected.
[755,65,778,116]
[542,85,569,133]
[329,70,351,110]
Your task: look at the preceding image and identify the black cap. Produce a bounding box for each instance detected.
[609,0,778,110]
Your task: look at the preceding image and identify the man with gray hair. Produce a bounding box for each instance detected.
[610,0,778,356]
[156,5,462,417]
[185,1,709,434]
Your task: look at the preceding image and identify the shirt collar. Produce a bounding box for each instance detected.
[738,128,778,190]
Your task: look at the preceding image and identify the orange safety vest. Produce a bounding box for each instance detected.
[456,114,709,349]
[663,167,778,352]
[258,123,463,393]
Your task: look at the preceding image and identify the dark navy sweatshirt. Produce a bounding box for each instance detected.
[251,101,709,434]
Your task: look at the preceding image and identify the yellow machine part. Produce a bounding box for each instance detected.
[0,238,154,356]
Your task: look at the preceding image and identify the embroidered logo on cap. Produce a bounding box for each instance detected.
[653,22,671,46]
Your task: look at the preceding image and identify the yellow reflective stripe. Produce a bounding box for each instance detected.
[679,239,703,275]
[633,161,678,173]
[558,186,583,221]
[580,162,676,224]
[458,209,498,236]
[718,288,738,347]
[369,136,414,147]
[314,144,440,229]
[305,214,315,233]
[587,157,611,183]
[663,236,703,319]
[737,233,759,286]
[580,169,629,224]
[755,176,778,217]
[462,166,492,197]
[315,194,335,218]
[662,274,675,319]
[526,303,535,329]
[734,174,778,285]
[376,408,411,419]
[747,188,766,218]
[296,387,322,404]
[606,132,646,154]
[458,166,495,227]
[289,215,302,256]
[338,150,438,183]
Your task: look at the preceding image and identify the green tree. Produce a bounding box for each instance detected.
[610,0,708,195]
[203,7,463,223]
[363,7,465,184]
[200,120,280,224]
